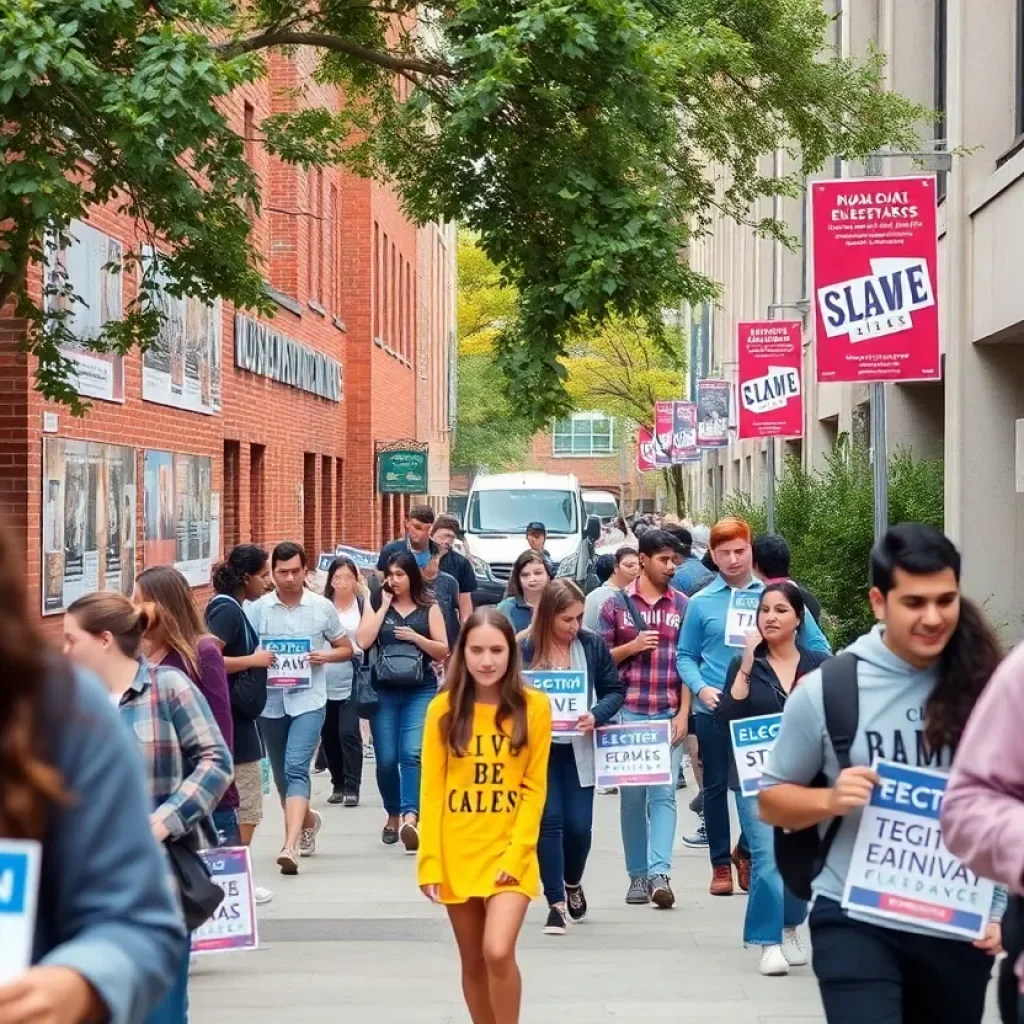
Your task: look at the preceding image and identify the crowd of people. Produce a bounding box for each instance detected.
[6,497,1024,1024]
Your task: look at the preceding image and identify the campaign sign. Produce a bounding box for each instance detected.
[334,544,379,571]
[730,713,783,795]
[525,671,587,736]
[812,176,940,384]
[653,401,674,467]
[725,590,760,647]
[842,760,995,940]
[264,636,313,690]
[671,401,699,463]
[0,840,41,984]
[696,379,731,448]
[636,425,656,473]
[737,321,803,440]
[594,721,673,787]
[191,847,258,955]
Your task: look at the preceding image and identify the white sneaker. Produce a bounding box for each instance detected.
[781,927,808,966]
[254,885,274,905]
[299,809,323,857]
[759,944,790,976]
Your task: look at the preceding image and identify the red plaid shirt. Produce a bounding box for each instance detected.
[597,580,688,715]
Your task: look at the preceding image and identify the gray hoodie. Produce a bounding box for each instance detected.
[762,625,1003,931]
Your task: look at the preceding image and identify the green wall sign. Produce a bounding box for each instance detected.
[378,450,428,494]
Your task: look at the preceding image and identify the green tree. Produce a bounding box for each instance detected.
[2,0,924,414]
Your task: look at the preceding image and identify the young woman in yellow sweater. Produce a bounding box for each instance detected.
[418,606,552,1024]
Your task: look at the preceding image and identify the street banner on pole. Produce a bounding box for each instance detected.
[653,401,674,467]
[696,379,731,448]
[671,401,699,463]
[636,426,656,473]
[811,176,940,383]
[737,321,803,440]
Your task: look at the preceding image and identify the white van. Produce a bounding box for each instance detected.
[463,472,602,603]
[583,489,620,525]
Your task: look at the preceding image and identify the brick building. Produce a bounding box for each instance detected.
[1,53,454,637]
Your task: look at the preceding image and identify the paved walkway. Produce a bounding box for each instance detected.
[190,766,1000,1023]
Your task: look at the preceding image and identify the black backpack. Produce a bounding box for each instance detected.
[774,652,860,901]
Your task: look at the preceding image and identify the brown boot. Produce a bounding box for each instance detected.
[731,845,751,892]
[710,864,734,896]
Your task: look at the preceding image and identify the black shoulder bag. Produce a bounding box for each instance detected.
[353,596,379,717]
[209,595,267,721]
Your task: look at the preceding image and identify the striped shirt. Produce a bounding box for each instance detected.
[597,580,689,715]
[117,658,232,843]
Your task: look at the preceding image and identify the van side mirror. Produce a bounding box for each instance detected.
[585,515,602,542]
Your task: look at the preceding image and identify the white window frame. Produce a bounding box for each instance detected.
[552,411,615,457]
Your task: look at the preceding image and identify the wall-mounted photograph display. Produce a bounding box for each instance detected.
[143,450,214,586]
[42,438,136,614]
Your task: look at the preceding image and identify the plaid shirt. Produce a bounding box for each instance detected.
[118,659,233,843]
[597,580,688,715]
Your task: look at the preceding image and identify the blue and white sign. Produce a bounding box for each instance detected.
[725,590,760,647]
[594,722,673,788]
[842,760,995,940]
[264,636,313,690]
[729,713,783,795]
[0,840,41,984]
[525,671,587,736]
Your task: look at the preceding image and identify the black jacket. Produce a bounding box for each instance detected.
[715,643,831,790]
[519,629,624,726]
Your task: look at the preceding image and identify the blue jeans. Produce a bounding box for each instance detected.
[212,808,240,846]
[261,707,326,801]
[143,933,190,1024]
[619,708,685,877]
[695,711,732,867]
[538,743,595,905]
[370,685,434,816]
[735,793,807,945]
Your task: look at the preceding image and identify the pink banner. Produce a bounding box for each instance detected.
[653,401,673,467]
[636,425,656,473]
[737,321,803,440]
[671,401,699,462]
[811,176,940,383]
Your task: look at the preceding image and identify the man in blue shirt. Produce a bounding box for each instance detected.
[676,517,830,896]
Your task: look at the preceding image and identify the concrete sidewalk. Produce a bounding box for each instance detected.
[190,769,1000,1023]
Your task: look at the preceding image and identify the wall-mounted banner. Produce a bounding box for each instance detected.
[671,401,699,463]
[812,176,940,384]
[636,426,656,473]
[737,321,803,440]
[696,379,731,448]
[653,401,674,467]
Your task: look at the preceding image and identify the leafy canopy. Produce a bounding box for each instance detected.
[1,0,923,416]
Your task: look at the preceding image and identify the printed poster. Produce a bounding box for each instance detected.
[725,589,760,647]
[594,721,672,788]
[671,401,699,463]
[44,221,125,402]
[42,438,136,614]
[636,425,656,473]
[264,637,313,690]
[191,847,258,955]
[0,840,42,984]
[525,671,587,735]
[653,401,674,467]
[729,713,783,795]
[140,246,222,414]
[143,450,213,586]
[812,176,940,383]
[737,321,803,440]
[842,761,994,940]
[696,379,731,448]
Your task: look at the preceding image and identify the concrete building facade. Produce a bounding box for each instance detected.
[684,0,1024,637]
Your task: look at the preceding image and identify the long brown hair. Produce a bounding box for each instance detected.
[441,607,528,757]
[1,520,65,839]
[505,549,552,600]
[526,579,585,668]
[136,566,207,679]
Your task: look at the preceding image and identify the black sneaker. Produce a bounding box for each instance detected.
[649,874,675,909]
[343,792,360,808]
[625,876,650,905]
[327,790,345,805]
[543,905,569,936]
[381,825,399,846]
[565,884,588,922]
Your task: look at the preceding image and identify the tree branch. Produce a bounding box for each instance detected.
[217,30,452,78]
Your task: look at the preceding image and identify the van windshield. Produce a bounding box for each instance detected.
[585,499,619,521]
[467,490,578,535]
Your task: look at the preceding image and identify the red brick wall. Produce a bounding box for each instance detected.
[524,432,623,496]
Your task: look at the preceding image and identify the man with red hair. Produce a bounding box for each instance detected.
[676,517,830,895]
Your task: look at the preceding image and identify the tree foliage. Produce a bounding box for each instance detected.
[2,0,924,414]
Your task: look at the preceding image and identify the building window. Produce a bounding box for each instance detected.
[552,412,615,456]
[935,0,947,198]
[321,455,333,550]
[249,444,265,545]
[373,221,380,340]
[224,440,240,550]
[303,453,317,555]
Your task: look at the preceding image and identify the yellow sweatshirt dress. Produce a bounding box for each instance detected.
[417,687,552,904]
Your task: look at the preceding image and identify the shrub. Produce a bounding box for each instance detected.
[720,437,944,650]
